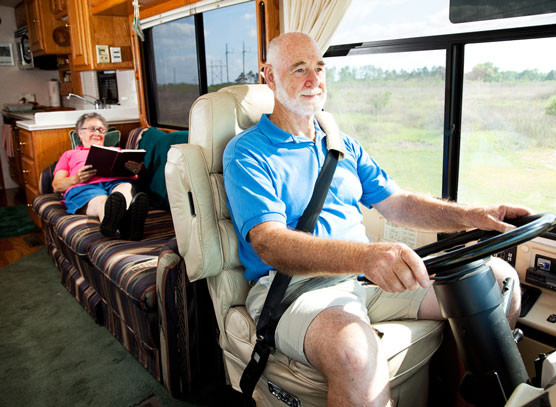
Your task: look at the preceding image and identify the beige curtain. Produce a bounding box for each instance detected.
[281,0,352,53]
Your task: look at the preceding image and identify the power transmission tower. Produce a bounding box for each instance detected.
[225,43,232,83]
[209,60,225,85]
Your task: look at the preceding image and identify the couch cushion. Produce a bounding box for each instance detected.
[87,209,175,310]
[53,208,173,256]
[33,194,71,226]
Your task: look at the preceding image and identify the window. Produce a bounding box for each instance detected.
[327,0,556,214]
[148,16,199,128]
[143,1,258,128]
[204,3,258,91]
[326,51,446,197]
[459,38,556,212]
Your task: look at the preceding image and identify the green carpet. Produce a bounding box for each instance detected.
[0,205,40,239]
[0,249,195,407]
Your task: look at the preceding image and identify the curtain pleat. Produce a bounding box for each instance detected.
[282,0,352,53]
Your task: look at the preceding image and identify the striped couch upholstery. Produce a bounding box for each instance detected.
[32,127,184,394]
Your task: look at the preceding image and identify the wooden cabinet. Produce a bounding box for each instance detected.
[15,122,139,227]
[67,0,134,71]
[17,127,72,226]
[15,2,28,28]
[51,0,67,18]
[24,0,71,56]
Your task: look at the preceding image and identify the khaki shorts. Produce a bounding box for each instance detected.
[246,273,429,366]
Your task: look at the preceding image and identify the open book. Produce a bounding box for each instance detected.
[85,145,146,177]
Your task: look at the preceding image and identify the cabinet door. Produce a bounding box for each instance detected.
[25,0,43,52]
[51,0,67,18]
[26,0,71,55]
[67,0,93,70]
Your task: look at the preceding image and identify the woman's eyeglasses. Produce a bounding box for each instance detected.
[81,127,106,134]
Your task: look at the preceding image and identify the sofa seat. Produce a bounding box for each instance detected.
[33,193,71,227]
[49,238,105,322]
[87,213,176,311]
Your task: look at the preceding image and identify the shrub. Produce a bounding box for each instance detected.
[546,96,556,116]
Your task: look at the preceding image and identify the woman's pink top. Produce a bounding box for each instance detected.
[54,145,135,195]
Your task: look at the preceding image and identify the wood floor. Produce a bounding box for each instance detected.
[0,187,45,268]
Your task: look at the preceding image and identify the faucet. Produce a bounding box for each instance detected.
[66,93,105,110]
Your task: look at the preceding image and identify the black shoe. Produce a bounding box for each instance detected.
[100,192,126,237]
[120,192,149,241]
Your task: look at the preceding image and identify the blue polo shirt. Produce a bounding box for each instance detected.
[223,114,399,281]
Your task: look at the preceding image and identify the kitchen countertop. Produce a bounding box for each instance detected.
[13,106,140,131]
[2,110,39,121]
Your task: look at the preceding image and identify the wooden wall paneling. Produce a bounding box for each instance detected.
[256,0,280,81]
[129,16,150,128]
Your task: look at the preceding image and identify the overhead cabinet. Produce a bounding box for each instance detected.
[67,0,134,71]
[25,0,71,55]
[51,0,67,18]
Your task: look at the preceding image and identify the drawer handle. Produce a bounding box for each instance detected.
[19,141,26,146]
[22,169,29,174]
[24,180,27,184]
[27,203,32,208]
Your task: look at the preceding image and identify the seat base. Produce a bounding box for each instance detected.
[223,305,444,407]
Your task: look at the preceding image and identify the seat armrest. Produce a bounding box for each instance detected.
[166,143,224,282]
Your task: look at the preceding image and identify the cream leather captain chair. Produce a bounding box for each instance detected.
[165,84,444,407]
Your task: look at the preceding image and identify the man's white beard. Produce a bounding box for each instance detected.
[275,76,326,117]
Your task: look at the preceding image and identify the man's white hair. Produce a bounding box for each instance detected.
[266,32,321,69]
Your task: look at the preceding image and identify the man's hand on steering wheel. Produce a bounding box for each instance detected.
[362,242,430,293]
[466,204,533,234]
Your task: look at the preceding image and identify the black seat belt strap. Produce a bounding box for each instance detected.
[240,149,339,406]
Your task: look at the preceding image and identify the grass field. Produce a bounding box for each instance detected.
[327,78,556,212]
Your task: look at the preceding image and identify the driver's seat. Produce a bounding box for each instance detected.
[165,84,444,406]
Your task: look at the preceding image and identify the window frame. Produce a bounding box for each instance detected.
[325,23,556,202]
[141,14,204,130]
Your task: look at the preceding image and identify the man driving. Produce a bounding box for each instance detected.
[223,32,530,407]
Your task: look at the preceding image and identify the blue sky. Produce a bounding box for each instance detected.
[152,1,257,85]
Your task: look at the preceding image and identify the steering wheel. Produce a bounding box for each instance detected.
[414,213,556,278]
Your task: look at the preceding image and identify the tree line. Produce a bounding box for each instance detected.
[328,63,556,82]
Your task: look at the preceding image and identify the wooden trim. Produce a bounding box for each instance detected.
[139,0,198,20]
[129,14,150,127]
[90,0,132,16]
[256,0,279,83]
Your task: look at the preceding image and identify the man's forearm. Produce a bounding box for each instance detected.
[251,223,369,277]
[249,221,430,290]
[375,190,474,232]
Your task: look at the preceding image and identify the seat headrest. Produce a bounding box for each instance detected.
[188,84,274,173]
